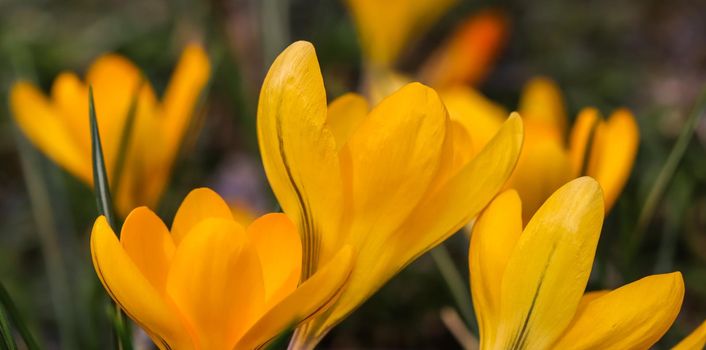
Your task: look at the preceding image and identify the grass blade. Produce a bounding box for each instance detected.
[0,283,39,350]
[627,85,706,261]
[0,301,17,350]
[88,87,133,350]
[89,86,117,230]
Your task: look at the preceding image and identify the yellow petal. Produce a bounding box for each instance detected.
[553,272,684,350]
[90,216,195,349]
[318,114,523,336]
[50,72,90,155]
[586,108,639,211]
[440,86,507,154]
[170,188,234,245]
[86,54,153,171]
[420,9,508,88]
[257,41,343,278]
[345,0,457,66]
[236,246,354,350]
[10,82,90,183]
[326,93,369,150]
[344,82,447,251]
[160,43,211,167]
[518,76,566,137]
[568,107,600,176]
[507,139,574,222]
[120,207,175,292]
[673,320,706,350]
[493,177,604,350]
[469,190,523,348]
[166,218,264,349]
[246,213,302,308]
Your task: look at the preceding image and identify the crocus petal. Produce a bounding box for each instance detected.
[50,72,90,154]
[318,114,523,335]
[568,107,600,176]
[235,246,354,350]
[518,77,566,138]
[166,218,265,349]
[247,213,302,308]
[171,188,234,245]
[586,108,639,211]
[345,0,457,66]
[507,139,573,222]
[86,54,154,170]
[345,82,447,250]
[552,272,684,350]
[365,67,413,105]
[493,177,604,350]
[326,93,369,150]
[120,207,175,292]
[469,190,522,349]
[420,9,508,88]
[673,320,706,350]
[160,43,211,159]
[10,82,90,183]
[257,41,344,278]
[440,86,506,154]
[90,216,194,349]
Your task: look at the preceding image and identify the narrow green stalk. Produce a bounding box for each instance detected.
[89,87,133,350]
[0,300,17,350]
[0,283,40,350]
[627,85,706,261]
[431,243,476,331]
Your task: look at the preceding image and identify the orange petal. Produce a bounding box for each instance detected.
[420,9,508,88]
[166,218,264,349]
[120,207,175,292]
[246,213,302,309]
[170,188,234,245]
[91,216,195,349]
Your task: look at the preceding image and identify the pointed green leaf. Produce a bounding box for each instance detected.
[89,86,117,231]
[0,282,39,350]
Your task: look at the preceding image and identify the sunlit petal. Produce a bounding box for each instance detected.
[170,187,234,244]
[494,177,604,350]
[553,272,684,350]
[326,93,369,150]
[257,41,344,277]
[91,217,194,349]
[470,190,523,349]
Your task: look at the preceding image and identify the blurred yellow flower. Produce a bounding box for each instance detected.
[91,187,353,350]
[470,177,684,349]
[10,44,210,216]
[258,41,523,348]
[450,77,639,221]
[345,0,508,102]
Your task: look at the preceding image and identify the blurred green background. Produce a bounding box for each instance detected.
[1,0,705,348]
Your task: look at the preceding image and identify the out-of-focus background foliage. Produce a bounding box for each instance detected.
[0,0,705,348]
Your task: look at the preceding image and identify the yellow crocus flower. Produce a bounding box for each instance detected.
[90,187,354,349]
[674,320,706,350]
[10,44,210,216]
[470,177,685,349]
[258,41,523,348]
[450,77,639,221]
